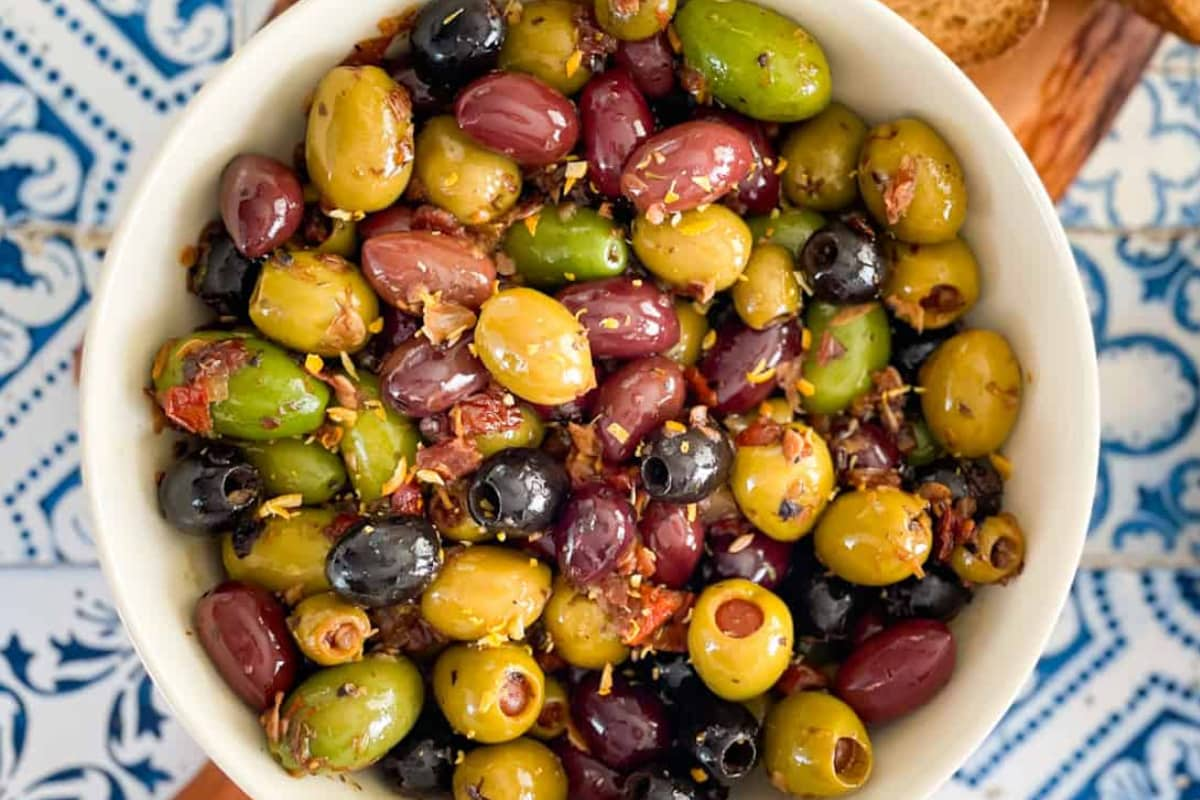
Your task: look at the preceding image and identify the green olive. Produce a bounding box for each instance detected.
[632,205,752,296]
[434,643,545,743]
[951,513,1025,584]
[747,208,826,257]
[239,438,347,505]
[732,244,802,329]
[665,299,710,367]
[919,329,1022,457]
[268,655,423,774]
[731,422,834,542]
[859,118,967,244]
[430,481,494,543]
[249,250,379,356]
[420,545,553,641]
[781,102,869,212]
[884,238,981,331]
[814,488,932,586]
[474,288,597,406]
[314,217,358,257]
[475,404,547,458]
[530,675,569,740]
[723,397,793,436]
[675,0,831,122]
[764,691,872,797]
[221,507,336,598]
[500,0,591,94]
[503,205,628,289]
[305,65,414,213]
[688,579,793,701]
[152,331,329,440]
[452,738,568,800]
[542,576,629,669]
[336,373,420,501]
[905,416,942,467]
[415,116,522,224]
[287,592,372,666]
[594,0,674,40]
[801,302,891,415]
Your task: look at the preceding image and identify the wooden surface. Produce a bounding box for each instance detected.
[172,3,1164,799]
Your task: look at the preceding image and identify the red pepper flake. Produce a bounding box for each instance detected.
[389,480,425,516]
[160,385,212,434]
[881,154,918,225]
[683,367,719,409]
[416,437,483,482]
[736,418,784,448]
[774,659,830,695]
[815,330,847,367]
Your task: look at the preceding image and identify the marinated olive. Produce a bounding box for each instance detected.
[622,121,755,216]
[532,675,570,740]
[268,655,423,774]
[453,738,568,800]
[286,591,372,666]
[504,206,629,289]
[359,203,415,239]
[553,483,637,586]
[733,244,802,329]
[688,579,793,701]
[703,517,793,590]
[381,334,491,419]
[221,507,337,597]
[882,564,972,622]
[362,231,497,313]
[380,706,459,796]
[595,0,673,40]
[665,300,710,367]
[195,581,298,710]
[951,513,1025,583]
[306,66,414,213]
[800,214,888,304]
[573,672,672,770]
[763,691,872,796]
[468,448,569,535]
[696,108,782,216]
[781,547,872,640]
[632,204,753,297]
[219,154,303,259]
[730,422,834,541]
[337,373,421,501]
[614,34,676,99]
[542,575,630,668]
[677,684,762,780]
[189,227,261,320]
[623,765,730,800]
[905,416,942,467]
[892,322,959,383]
[434,643,545,742]
[557,277,679,358]
[640,501,704,589]
[159,443,261,535]
[240,438,346,505]
[675,0,831,122]
[640,423,733,503]
[430,480,494,543]
[499,0,592,94]
[826,420,902,489]
[814,488,932,586]
[581,69,655,198]
[885,238,981,330]
[411,0,505,89]
[801,302,891,415]
[697,319,802,414]
[859,118,967,244]
[835,619,955,724]
[456,71,579,166]
[592,356,686,463]
[387,54,450,118]
[475,288,597,405]
[636,651,700,703]
[919,329,1022,457]
[414,116,522,224]
[420,545,552,640]
[780,103,869,211]
[911,457,1003,516]
[721,397,793,436]
[326,516,442,607]
[474,403,547,457]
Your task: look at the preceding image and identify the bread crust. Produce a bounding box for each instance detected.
[880,0,1050,65]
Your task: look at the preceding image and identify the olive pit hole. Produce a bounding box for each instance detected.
[223,467,258,507]
[833,737,870,785]
[472,481,502,522]
[642,456,671,493]
[715,598,764,639]
[499,672,533,717]
[721,737,758,776]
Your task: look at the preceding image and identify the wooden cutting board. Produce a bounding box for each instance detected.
[173,2,1161,799]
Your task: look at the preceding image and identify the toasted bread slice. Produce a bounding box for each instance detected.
[1119,0,1200,43]
[880,0,1049,66]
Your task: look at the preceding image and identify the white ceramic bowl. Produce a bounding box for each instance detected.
[80,0,1100,796]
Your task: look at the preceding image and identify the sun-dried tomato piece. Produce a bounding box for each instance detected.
[389,480,425,516]
[735,417,784,448]
[324,512,363,542]
[415,437,484,481]
[774,659,830,695]
[683,366,719,409]
[815,329,847,367]
[454,389,525,439]
[160,385,212,435]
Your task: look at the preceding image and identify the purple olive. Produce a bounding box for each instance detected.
[621,121,755,215]
[380,334,490,417]
[640,501,704,589]
[218,154,304,258]
[362,231,497,313]
[593,356,686,463]
[581,69,654,198]
[553,740,625,800]
[456,72,580,167]
[697,320,803,414]
[703,516,793,590]
[557,277,680,359]
[554,483,637,586]
[835,619,956,724]
[359,204,415,240]
[572,672,672,771]
[614,34,676,99]
[695,109,781,216]
[828,420,902,486]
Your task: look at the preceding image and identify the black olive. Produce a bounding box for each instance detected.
[188,227,261,319]
[634,651,700,703]
[386,55,451,118]
[640,425,733,503]
[891,322,958,382]
[623,764,729,800]
[910,459,970,501]
[410,0,505,90]
[677,686,761,780]
[157,443,261,535]
[780,543,872,640]
[379,706,459,795]
[960,457,1004,517]
[651,90,699,129]
[882,564,973,622]
[325,516,443,607]
[468,448,569,535]
[799,213,888,303]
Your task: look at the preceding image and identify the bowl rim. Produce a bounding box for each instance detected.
[80,0,1100,797]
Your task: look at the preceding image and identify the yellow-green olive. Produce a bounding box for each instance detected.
[336,373,420,502]
[747,208,826,257]
[239,438,347,505]
[542,576,629,669]
[731,422,834,541]
[414,116,522,224]
[500,0,591,94]
[431,480,494,543]
[814,488,933,586]
[249,250,379,356]
[314,218,358,257]
[732,244,802,329]
[919,329,1023,457]
[420,545,553,641]
[688,579,793,701]
[530,676,569,740]
[475,404,547,457]
[434,643,546,743]
[884,238,981,331]
[221,507,336,598]
[859,118,967,244]
[306,65,414,213]
[764,691,872,797]
[665,299,710,367]
[452,738,568,800]
[781,102,869,212]
[594,0,674,40]
[632,205,753,296]
[951,512,1025,584]
[287,591,372,666]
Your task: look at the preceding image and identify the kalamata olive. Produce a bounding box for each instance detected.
[410,0,505,89]
[554,483,637,586]
[456,72,580,166]
[697,320,803,414]
[882,565,972,622]
[800,213,889,303]
[677,684,761,779]
[593,356,686,463]
[703,516,793,590]
[553,740,625,800]
[614,34,676,99]
[375,306,421,350]
[695,109,781,216]
[379,334,490,417]
[379,706,459,795]
[189,227,261,319]
[892,323,959,382]
[834,619,956,724]
[468,448,569,534]
[640,423,733,503]
[781,546,873,640]
[640,501,704,589]
[624,765,730,800]
[581,69,655,198]
[194,581,298,710]
[325,516,443,607]
[573,672,672,771]
[218,154,304,259]
[386,56,449,118]
[621,121,755,216]
[557,277,680,359]
[362,232,497,313]
[827,420,902,487]
[158,443,261,535]
[359,204,415,240]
